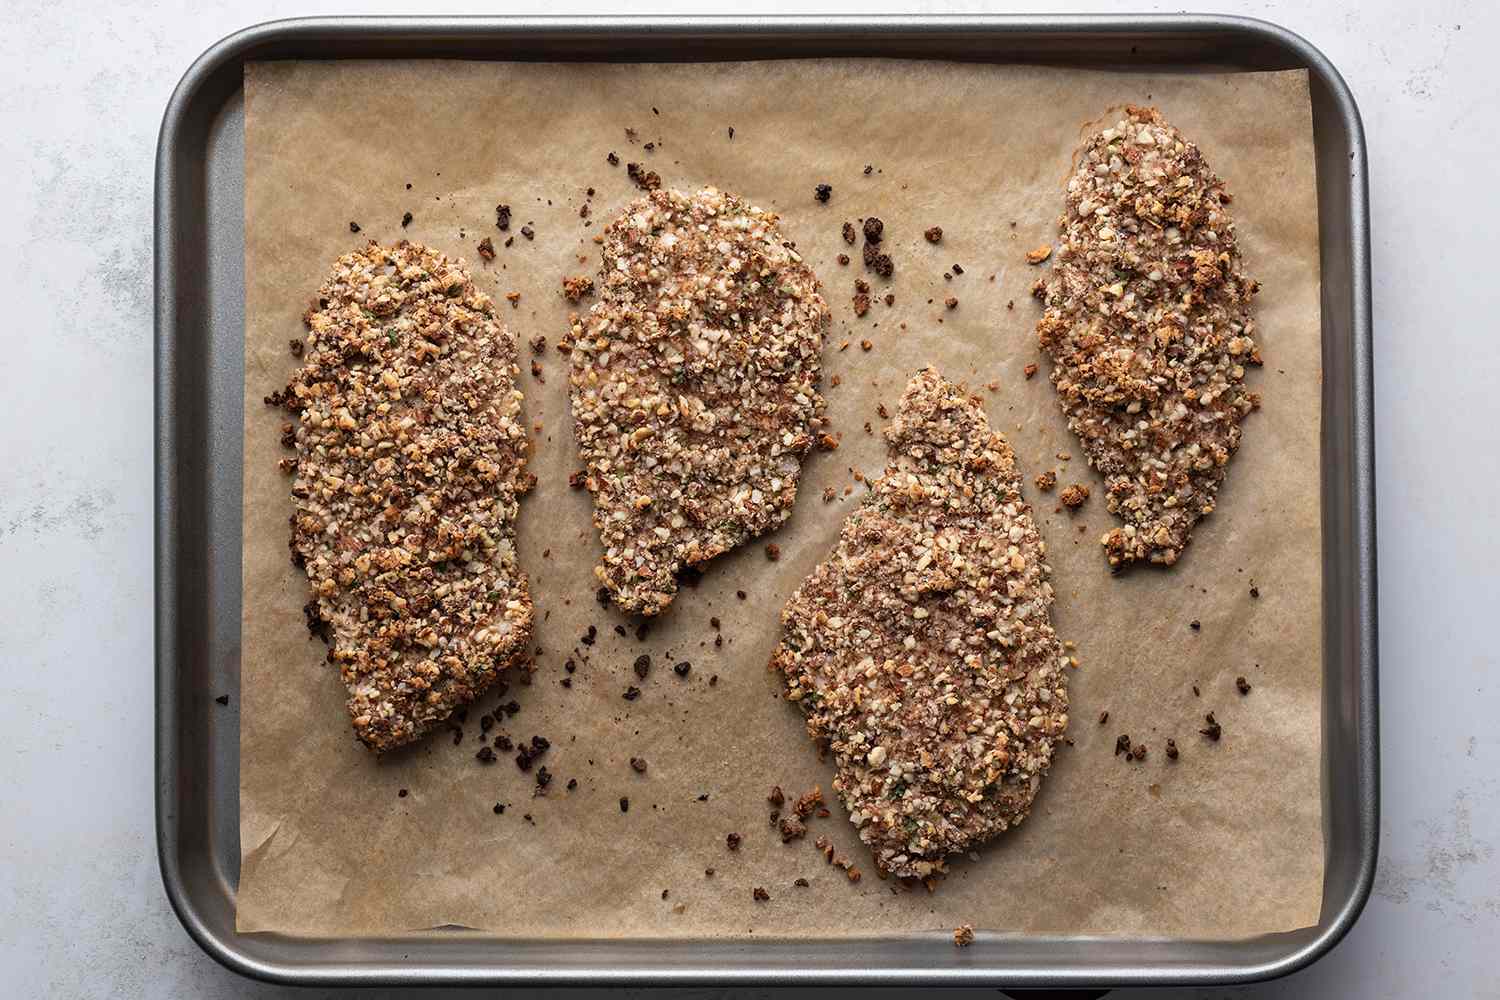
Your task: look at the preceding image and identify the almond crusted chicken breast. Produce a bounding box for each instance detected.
[276,241,534,752]
[1034,106,1263,568]
[564,187,830,616]
[770,368,1070,879]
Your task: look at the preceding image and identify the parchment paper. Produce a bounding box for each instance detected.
[239,59,1323,939]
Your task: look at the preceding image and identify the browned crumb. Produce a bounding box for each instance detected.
[944,296,958,310]
[1098,710,1109,725]
[842,221,857,244]
[726,832,742,851]
[530,360,544,382]
[794,877,810,888]
[505,291,521,308]
[1059,483,1090,508]
[1025,246,1052,264]
[779,816,807,842]
[792,786,823,819]
[837,253,851,266]
[565,188,828,616]
[281,242,532,753]
[476,237,495,261]
[1115,734,1132,756]
[953,924,975,948]
[529,334,548,355]
[752,887,770,901]
[1034,470,1057,492]
[924,226,943,244]
[1165,738,1179,760]
[770,369,1068,878]
[562,274,595,302]
[853,292,870,317]
[1023,363,1038,380]
[1236,675,1252,694]
[1200,712,1222,740]
[1035,106,1262,569]
[768,785,785,806]
[822,486,836,503]
[765,543,781,562]
[860,339,873,352]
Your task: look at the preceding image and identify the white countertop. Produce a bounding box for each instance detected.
[2,1,1495,997]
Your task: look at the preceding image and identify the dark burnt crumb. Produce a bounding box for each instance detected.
[837,253,850,266]
[1130,743,1148,761]
[504,236,514,248]
[348,221,361,233]
[951,263,964,275]
[623,685,642,701]
[794,877,810,888]
[876,402,890,419]
[1165,738,1180,760]
[705,867,715,876]
[1059,483,1090,508]
[448,725,463,746]
[1114,734,1132,756]
[882,292,894,307]
[394,788,407,799]
[633,654,652,679]
[673,661,691,677]
[814,183,833,203]
[502,699,521,716]
[480,714,495,733]
[520,225,535,241]
[626,162,661,191]
[852,292,870,317]
[1098,710,1109,725]
[779,816,807,842]
[863,421,873,434]
[677,564,704,587]
[607,151,619,166]
[726,832,742,850]
[792,787,822,819]
[765,543,781,561]
[625,127,638,143]
[1007,299,1015,310]
[529,334,547,355]
[736,589,747,600]
[697,793,709,801]
[563,275,595,301]
[954,924,975,948]
[862,217,884,243]
[1236,676,1252,695]
[215,694,230,706]
[709,674,718,686]
[710,616,721,630]
[494,734,514,752]
[1190,619,1201,631]
[400,211,413,228]
[579,204,590,220]
[560,677,572,688]
[495,204,511,230]
[768,786,786,806]
[1200,712,1222,741]
[924,226,943,243]
[864,164,874,175]
[582,624,597,646]
[714,635,724,648]
[620,797,630,813]
[727,126,735,140]
[493,802,505,814]
[842,221,857,244]
[1250,585,1260,598]
[568,469,587,490]
[1192,684,1201,697]
[567,778,578,790]
[473,237,495,262]
[871,252,894,278]
[635,621,651,641]
[536,766,553,790]
[944,296,958,310]
[644,142,655,152]
[630,756,648,773]
[854,277,870,294]
[753,887,770,902]
[523,813,535,825]
[769,808,780,827]
[530,360,544,382]
[515,735,551,771]
[476,746,497,764]
[1023,363,1039,379]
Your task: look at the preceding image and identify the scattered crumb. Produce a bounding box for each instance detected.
[1059,483,1090,508]
[924,226,943,244]
[1025,245,1052,264]
[954,924,975,948]
[1034,470,1057,492]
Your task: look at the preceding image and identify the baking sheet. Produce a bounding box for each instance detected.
[238,59,1323,939]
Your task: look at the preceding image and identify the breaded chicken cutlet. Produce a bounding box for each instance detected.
[563,187,830,616]
[1033,106,1263,568]
[277,241,534,752]
[770,368,1070,879]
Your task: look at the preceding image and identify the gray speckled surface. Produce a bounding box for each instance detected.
[2,1,1496,997]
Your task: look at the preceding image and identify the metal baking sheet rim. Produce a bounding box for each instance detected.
[154,14,1377,988]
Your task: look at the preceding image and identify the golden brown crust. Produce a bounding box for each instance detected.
[770,368,1069,879]
[280,241,533,752]
[1034,106,1261,568]
[563,187,830,616]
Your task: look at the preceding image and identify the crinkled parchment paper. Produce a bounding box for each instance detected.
[239,59,1323,939]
